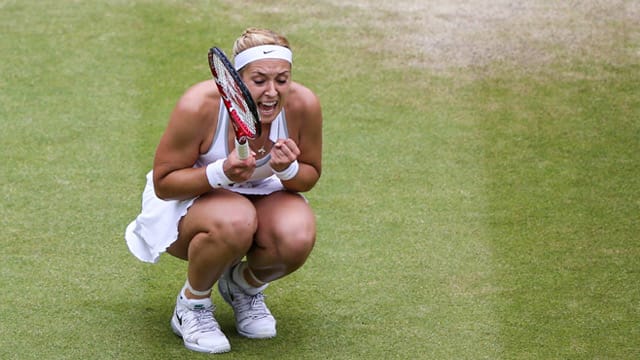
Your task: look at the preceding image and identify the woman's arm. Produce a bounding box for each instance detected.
[152,85,217,201]
[272,84,323,193]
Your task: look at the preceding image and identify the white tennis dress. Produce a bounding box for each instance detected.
[125,104,289,263]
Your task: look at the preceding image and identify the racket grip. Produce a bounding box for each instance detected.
[235,138,250,159]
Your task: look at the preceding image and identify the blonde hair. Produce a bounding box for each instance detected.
[232,28,291,56]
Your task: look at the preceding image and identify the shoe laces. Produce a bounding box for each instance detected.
[184,305,220,334]
[235,292,270,320]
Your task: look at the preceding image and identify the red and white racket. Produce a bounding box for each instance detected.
[208,47,261,159]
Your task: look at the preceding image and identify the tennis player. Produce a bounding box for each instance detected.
[124,27,322,354]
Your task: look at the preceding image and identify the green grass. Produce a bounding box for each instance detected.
[477,64,640,358]
[1,1,639,359]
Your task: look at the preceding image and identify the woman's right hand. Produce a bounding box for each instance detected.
[223,148,257,183]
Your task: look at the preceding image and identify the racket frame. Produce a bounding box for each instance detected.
[208,47,261,159]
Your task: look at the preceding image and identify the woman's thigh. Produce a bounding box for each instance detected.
[168,189,257,259]
[253,191,316,249]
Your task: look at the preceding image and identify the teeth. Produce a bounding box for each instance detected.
[262,102,276,107]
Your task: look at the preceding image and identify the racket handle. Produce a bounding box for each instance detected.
[235,138,250,159]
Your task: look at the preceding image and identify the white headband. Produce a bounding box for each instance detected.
[234,45,293,70]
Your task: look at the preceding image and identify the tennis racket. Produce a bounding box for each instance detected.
[208,47,261,159]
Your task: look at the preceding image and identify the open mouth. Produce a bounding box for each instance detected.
[258,101,278,117]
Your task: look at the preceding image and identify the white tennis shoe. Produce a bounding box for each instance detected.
[170,292,231,353]
[218,268,277,339]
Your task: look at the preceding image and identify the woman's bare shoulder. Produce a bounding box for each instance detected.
[162,80,220,154]
[174,80,220,117]
[286,82,321,116]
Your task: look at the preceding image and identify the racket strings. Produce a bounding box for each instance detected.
[212,57,258,136]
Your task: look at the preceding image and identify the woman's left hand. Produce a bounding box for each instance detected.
[269,138,300,172]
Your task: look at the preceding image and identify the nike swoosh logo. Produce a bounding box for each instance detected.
[263,50,275,54]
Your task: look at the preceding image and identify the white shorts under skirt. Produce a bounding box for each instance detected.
[124,170,285,263]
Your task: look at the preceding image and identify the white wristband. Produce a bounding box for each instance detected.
[205,159,234,188]
[273,160,299,181]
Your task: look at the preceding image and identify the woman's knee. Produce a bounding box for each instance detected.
[276,221,316,267]
[178,207,257,257]
[207,212,257,252]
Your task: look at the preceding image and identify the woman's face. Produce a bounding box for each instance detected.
[241,59,292,124]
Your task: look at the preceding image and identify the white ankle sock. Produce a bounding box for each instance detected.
[184,279,212,297]
[231,262,268,296]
